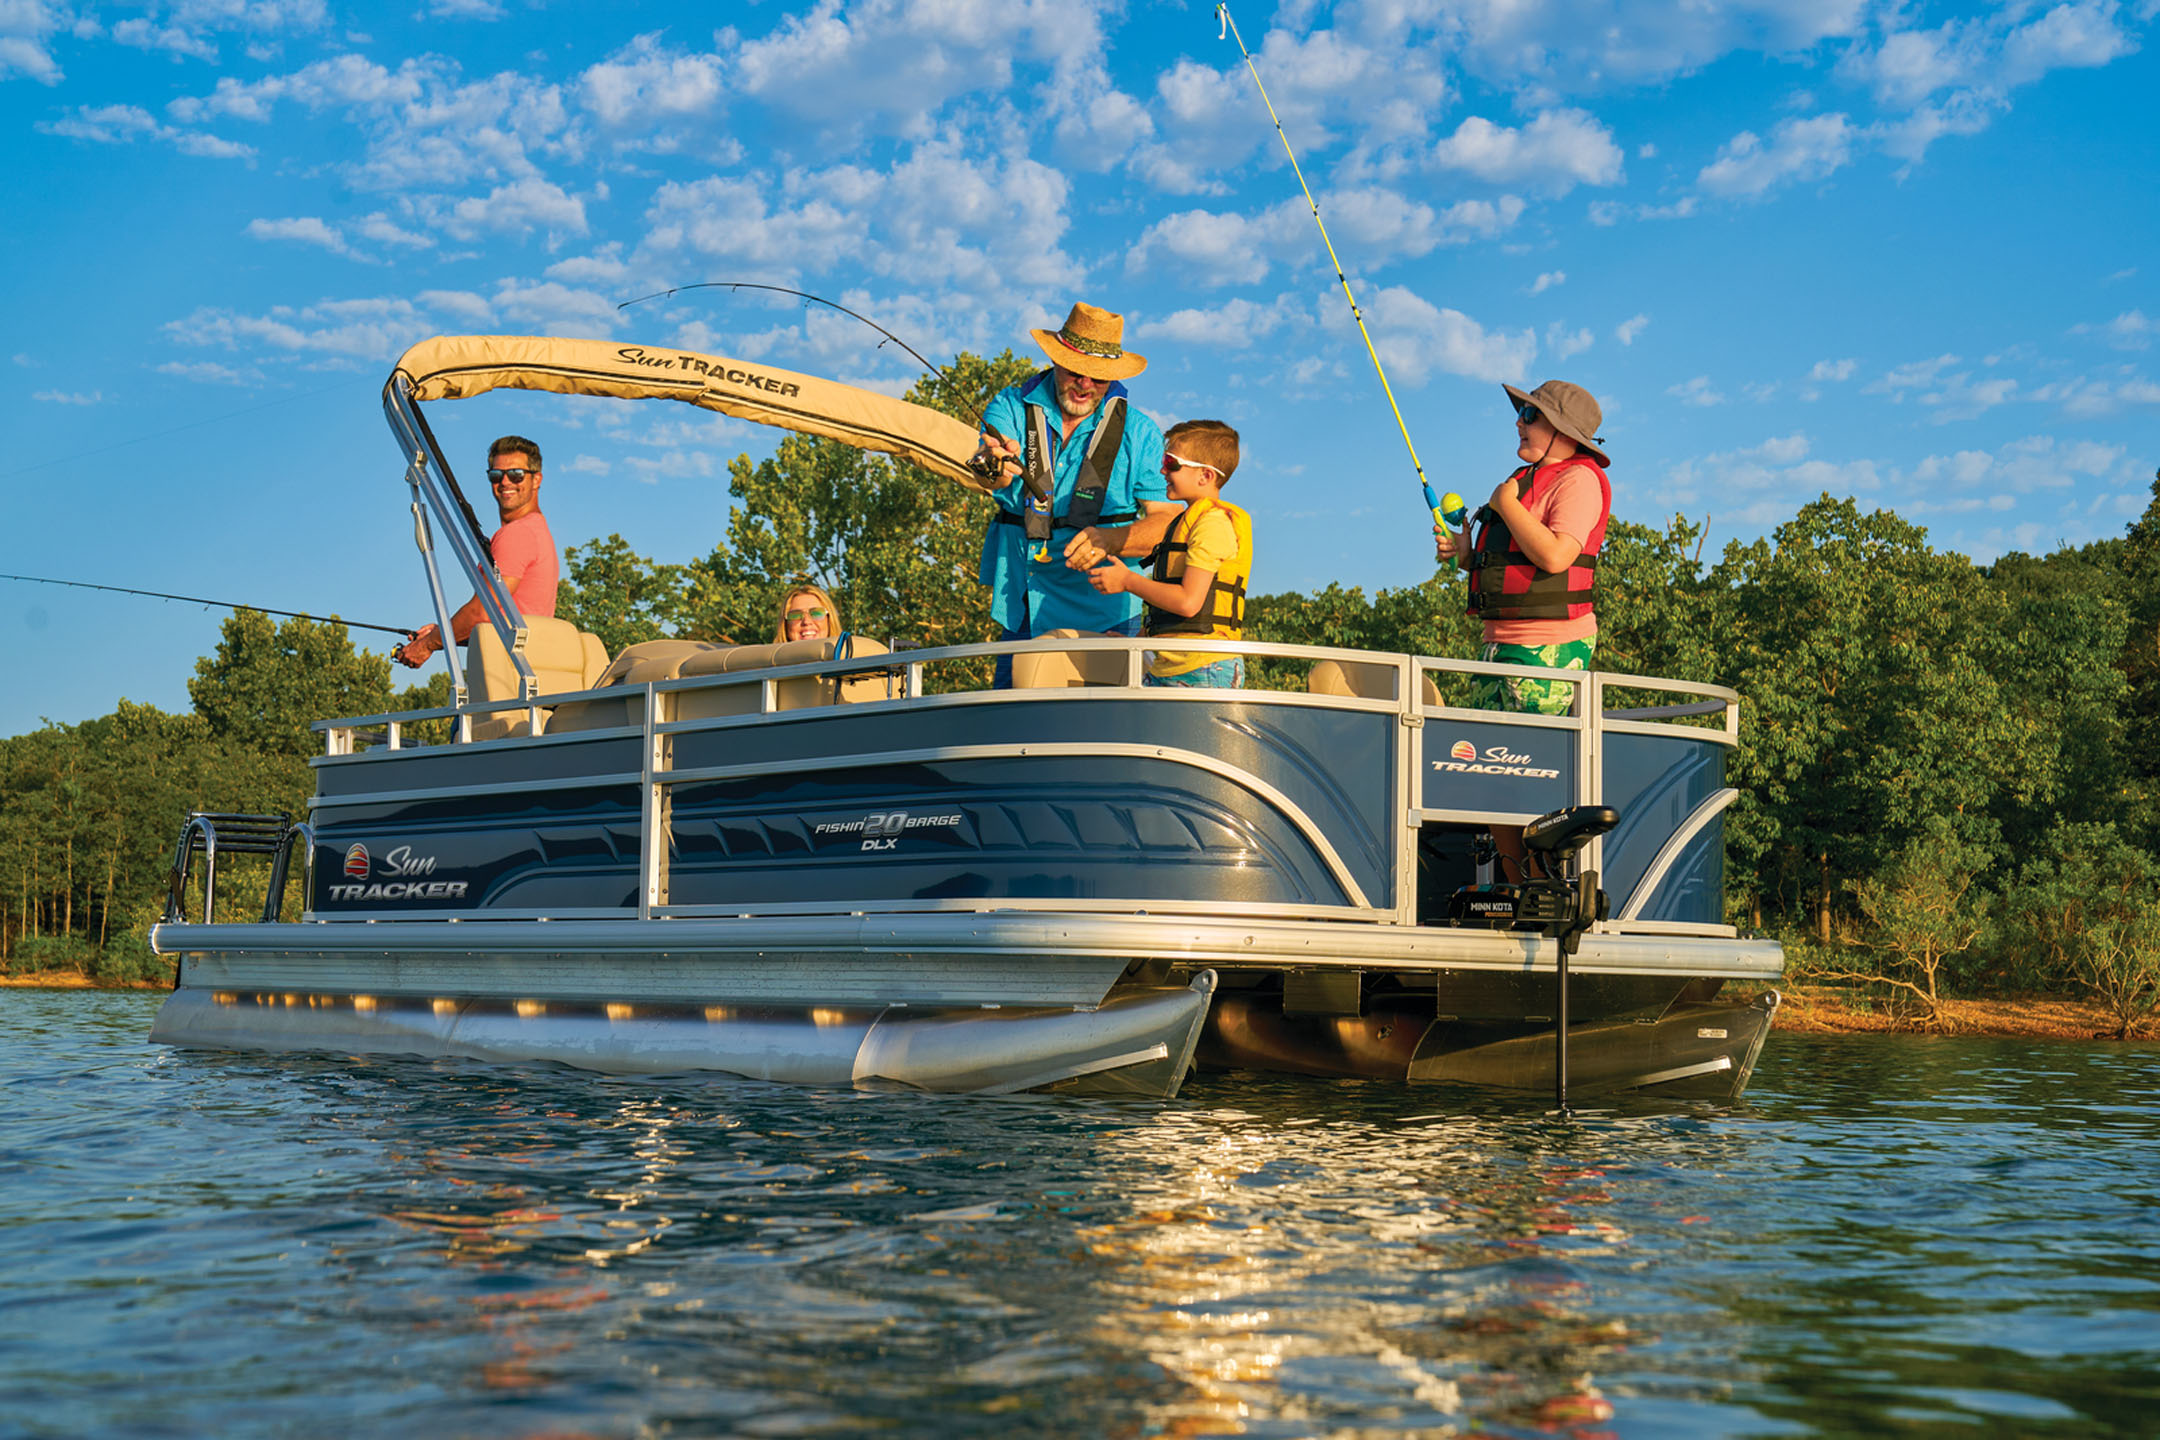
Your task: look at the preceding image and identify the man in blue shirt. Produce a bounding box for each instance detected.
[974,302,1179,683]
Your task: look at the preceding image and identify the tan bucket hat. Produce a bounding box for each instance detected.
[1032,301,1148,381]
[1502,379,1610,466]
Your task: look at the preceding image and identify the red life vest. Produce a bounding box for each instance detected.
[1464,459,1611,621]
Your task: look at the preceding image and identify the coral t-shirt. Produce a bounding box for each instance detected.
[1484,463,1605,646]
[493,511,558,619]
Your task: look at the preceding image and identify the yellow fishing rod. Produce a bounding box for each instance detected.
[1215,4,1466,534]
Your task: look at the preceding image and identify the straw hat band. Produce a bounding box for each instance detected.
[1051,326,1126,361]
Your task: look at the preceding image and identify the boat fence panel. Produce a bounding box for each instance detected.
[1595,729,1729,925]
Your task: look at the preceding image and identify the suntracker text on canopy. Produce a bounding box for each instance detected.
[390,335,990,492]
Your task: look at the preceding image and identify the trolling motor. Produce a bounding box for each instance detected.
[1517,805,1618,955]
[1522,805,1619,1109]
[1447,806,1616,946]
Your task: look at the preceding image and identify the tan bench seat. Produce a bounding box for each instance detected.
[546,638,725,733]
[465,617,612,741]
[675,636,896,719]
[549,634,898,729]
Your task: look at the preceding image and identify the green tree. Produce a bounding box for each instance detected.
[2119,470,2160,849]
[1709,497,2026,937]
[2003,822,2160,1039]
[189,611,394,759]
[1811,818,1993,1024]
[557,534,689,654]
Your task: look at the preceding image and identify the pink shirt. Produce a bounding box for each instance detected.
[493,510,558,619]
[1484,463,1605,646]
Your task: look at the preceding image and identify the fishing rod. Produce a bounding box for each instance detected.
[618,279,1000,479]
[1214,4,1466,536]
[0,573,414,638]
[618,281,956,398]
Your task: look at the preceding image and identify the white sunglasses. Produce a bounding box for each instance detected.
[1162,450,1222,476]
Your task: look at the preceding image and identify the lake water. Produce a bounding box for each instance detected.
[3,989,2156,1439]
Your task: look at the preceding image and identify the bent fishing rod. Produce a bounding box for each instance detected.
[617,281,981,419]
[1215,4,1467,534]
[0,573,414,638]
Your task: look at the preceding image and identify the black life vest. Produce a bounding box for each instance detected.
[1465,459,1611,621]
[1145,497,1253,638]
[990,374,1134,546]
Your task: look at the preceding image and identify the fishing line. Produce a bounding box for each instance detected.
[619,280,996,431]
[0,375,370,482]
[1215,4,1457,534]
[619,281,959,398]
[0,573,413,638]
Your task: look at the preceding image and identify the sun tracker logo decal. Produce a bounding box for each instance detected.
[1450,739,1478,762]
[343,843,369,879]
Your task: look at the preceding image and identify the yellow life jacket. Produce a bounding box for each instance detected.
[1145,497,1253,639]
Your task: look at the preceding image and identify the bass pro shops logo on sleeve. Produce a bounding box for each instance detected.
[1433,739,1560,779]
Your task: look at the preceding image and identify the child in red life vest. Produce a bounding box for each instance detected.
[1435,381,1611,884]
[1435,380,1611,715]
[1079,420,1253,688]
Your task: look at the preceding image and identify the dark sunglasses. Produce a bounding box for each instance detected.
[487,467,535,484]
[1514,404,1543,427]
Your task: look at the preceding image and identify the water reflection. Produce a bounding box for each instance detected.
[5,994,2159,1437]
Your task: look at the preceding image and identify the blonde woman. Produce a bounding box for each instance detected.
[773,583,841,644]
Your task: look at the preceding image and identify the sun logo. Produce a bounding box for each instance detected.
[343,843,370,879]
[1450,740,1477,762]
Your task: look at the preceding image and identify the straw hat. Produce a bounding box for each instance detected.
[1502,379,1610,466]
[1031,302,1148,381]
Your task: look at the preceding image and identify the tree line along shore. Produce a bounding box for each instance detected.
[5,353,2157,1038]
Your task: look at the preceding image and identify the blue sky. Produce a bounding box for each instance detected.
[4,0,2157,737]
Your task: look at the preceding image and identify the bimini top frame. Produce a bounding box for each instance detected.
[379,333,999,709]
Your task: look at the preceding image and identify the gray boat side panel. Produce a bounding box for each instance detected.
[308,698,1398,916]
[1420,717,1578,814]
[668,699,1398,907]
[1632,813,1727,925]
[1600,732,1726,921]
[310,786,644,913]
[663,754,1351,910]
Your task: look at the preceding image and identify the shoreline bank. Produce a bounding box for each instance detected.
[1762,985,2153,1041]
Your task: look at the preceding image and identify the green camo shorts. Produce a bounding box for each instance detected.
[1469,638,1595,716]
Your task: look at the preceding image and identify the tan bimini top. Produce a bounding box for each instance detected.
[391,335,991,492]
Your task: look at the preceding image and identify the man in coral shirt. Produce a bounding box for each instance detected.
[395,434,559,668]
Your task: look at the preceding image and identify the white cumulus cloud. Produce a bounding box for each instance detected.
[1697,113,1856,198]
[1431,109,1624,193]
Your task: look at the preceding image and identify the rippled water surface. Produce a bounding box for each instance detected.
[4,989,2158,1438]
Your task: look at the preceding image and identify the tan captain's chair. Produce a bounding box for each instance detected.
[1008,628,1133,688]
[464,617,611,741]
[1308,658,1441,706]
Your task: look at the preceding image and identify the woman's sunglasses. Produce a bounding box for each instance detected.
[784,607,830,622]
[1514,404,1543,427]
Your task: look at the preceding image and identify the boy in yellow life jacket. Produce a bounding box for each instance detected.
[1079,420,1252,688]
